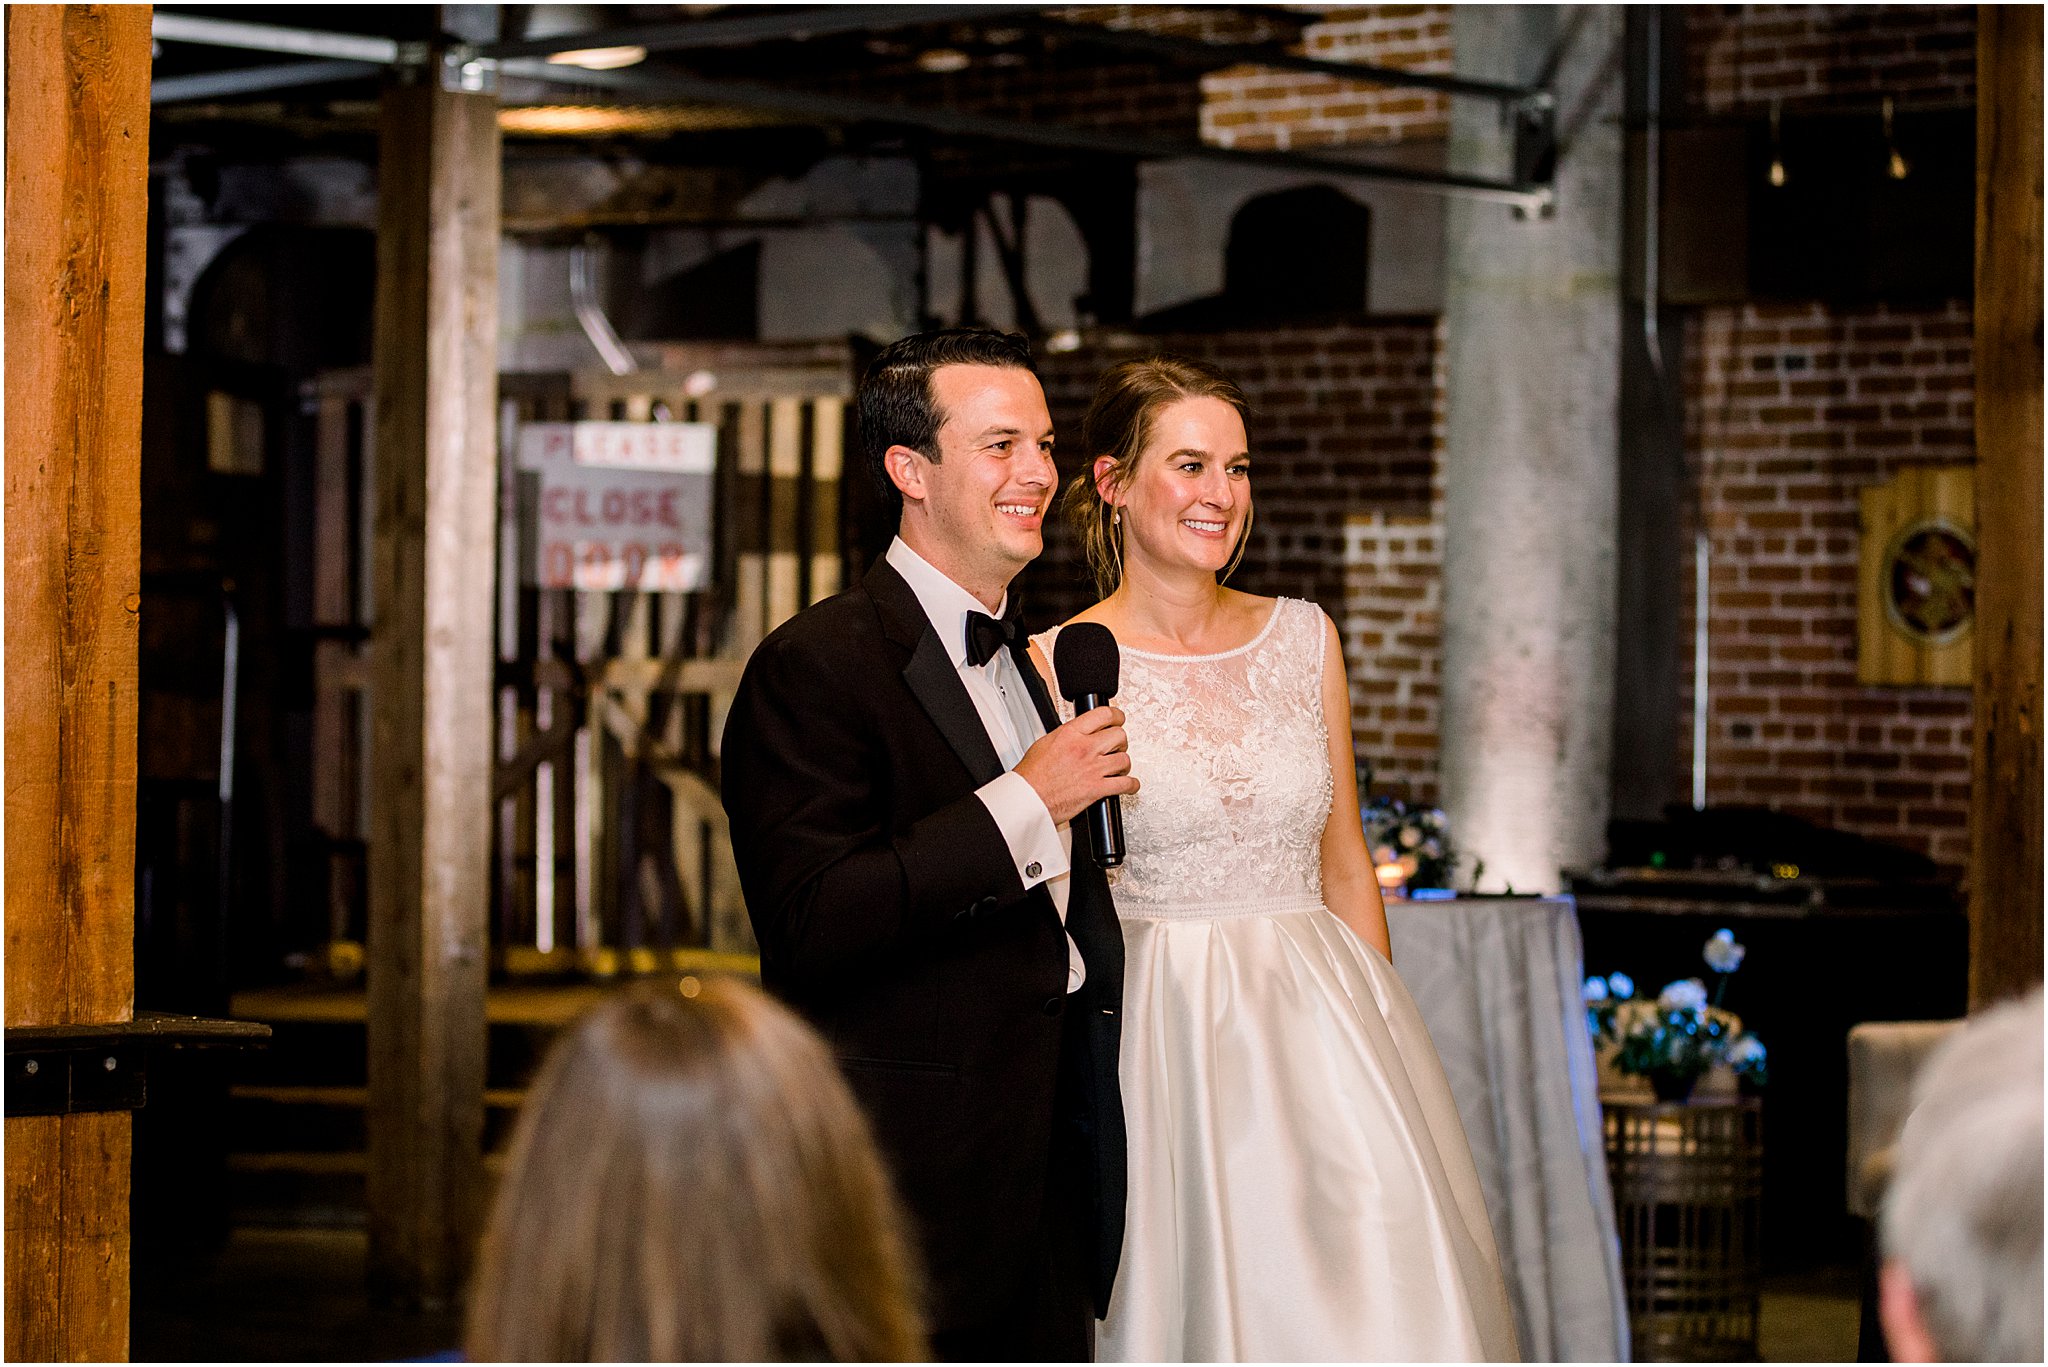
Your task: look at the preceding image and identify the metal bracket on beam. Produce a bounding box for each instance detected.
[443,45,498,95]
[3,1013,270,1119]
[7,1045,147,1117]
[1512,94,1560,218]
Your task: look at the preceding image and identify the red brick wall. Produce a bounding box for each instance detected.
[1203,5,1454,150]
[1009,5,1983,878]
[1676,5,1977,876]
[1678,301,1976,873]
[1019,321,1441,630]
[1687,4,1977,115]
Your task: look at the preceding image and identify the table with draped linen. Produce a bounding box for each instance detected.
[1385,894,1630,1363]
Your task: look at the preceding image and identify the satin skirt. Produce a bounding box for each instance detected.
[1098,899,1520,1363]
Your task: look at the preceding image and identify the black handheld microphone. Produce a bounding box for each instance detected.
[1053,623,1126,869]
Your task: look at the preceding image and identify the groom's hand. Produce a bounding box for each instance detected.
[1014,706,1139,826]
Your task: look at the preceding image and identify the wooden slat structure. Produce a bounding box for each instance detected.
[308,347,853,978]
[556,350,849,965]
[3,6,152,1359]
[1970,4,2044,1008]
[364,69,501,1306]
[307,370,376,957]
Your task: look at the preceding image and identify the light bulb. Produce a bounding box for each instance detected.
[545,44,646,70]
[1766,102,1787,189]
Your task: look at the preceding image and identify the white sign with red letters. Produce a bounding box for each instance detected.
[516,422,715,591]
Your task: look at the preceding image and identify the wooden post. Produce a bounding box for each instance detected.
[366,59,501,1305]
[1970,6,2044,1010]
[3,6,150,1359]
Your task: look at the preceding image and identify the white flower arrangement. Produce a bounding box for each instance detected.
[1361,797,1456,889]
[1585,929,1769,1098]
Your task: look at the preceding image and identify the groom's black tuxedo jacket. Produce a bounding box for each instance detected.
[720,557,1127,1332]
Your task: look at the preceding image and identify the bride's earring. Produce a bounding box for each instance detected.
[1111,508,1120,525]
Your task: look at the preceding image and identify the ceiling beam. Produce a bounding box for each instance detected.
[147,8,1551,207]
[501,58,1550,210]
[479,5,1056,62]
[1022,18,1539,105]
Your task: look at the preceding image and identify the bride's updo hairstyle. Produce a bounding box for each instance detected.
[1062,355,1252,596]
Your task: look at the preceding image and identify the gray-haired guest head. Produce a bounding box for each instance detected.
[1881,987,2044,1363]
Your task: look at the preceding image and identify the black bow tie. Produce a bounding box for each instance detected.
[964,610,1021,667]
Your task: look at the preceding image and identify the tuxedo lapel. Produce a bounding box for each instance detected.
[867,559,1005,787]
[904,631,1005,785]
[1009,639,1061,733]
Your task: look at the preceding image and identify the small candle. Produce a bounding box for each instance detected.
[1375,862,1407,894]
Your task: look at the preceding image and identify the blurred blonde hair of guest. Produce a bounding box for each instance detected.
[1879,986,2044,1363]
[465,976,928,1361]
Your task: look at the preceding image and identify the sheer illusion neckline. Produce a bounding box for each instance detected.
[1116,598,1284,662]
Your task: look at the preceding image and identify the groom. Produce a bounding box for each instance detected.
[720,329,1133,1360]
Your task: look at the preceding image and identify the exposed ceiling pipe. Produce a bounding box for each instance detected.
[151,12,402,65]
[1693,532,1711,811]
[152,58,381,104]
[501,58,1552,210]
[568,242,636,377]
[1642,9,1664,379]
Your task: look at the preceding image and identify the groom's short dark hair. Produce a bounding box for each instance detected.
[857,329,1035,518]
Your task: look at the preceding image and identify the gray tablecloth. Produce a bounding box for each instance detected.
[1387,895,1630,1363]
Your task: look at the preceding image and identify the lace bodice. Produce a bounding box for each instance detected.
[1037,598,1334,917]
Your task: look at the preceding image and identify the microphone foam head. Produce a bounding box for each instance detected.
[1054,622,1120,703]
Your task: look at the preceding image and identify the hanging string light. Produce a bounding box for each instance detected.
[1883,96,1910,180]
[1767,100,1787,188]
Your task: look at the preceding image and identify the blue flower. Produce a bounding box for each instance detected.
[1607,972,1635,1000]
[1583,976,1611,1004]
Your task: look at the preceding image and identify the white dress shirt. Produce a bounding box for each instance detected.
[886,537,1082,991]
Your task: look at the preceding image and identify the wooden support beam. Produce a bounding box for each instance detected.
[366,62,501,1305]
[3,5,151,1359]
[1969,5,2044,1009]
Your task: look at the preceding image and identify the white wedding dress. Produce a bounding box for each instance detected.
[1039,599,1519,1363]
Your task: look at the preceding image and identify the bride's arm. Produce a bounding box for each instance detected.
[1316,613,1393,960]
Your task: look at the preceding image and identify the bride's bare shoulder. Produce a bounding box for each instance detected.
[1055,601,1121,634]
[1221,588,1281,628]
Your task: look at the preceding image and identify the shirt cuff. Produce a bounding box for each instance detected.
[976,771,1070,890]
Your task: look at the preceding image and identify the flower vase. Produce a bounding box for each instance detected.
[1650,1072,1698,1104]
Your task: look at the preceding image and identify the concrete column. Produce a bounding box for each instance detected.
[1440,6,1624,894]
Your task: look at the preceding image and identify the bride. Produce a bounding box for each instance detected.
[1030,357,1519,1362]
